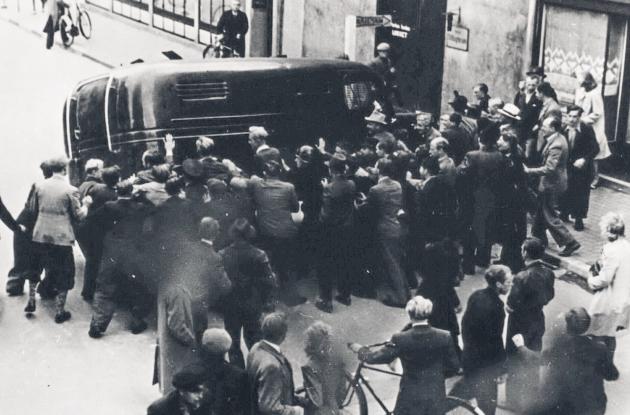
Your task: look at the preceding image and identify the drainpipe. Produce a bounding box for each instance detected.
[275,0,284,56]
[523,0,539,74]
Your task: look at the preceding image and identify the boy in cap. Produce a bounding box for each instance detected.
[148,364,211,415]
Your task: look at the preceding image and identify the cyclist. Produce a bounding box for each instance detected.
[353,296,460,415]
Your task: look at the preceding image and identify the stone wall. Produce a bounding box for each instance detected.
[441,0,530,113]
[282,0,377,59]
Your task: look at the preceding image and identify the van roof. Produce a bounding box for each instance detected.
[111,58,372,78]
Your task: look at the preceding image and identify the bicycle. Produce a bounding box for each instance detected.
[59,0,92,47]
[340,342,483,415]
[202,40,240,59]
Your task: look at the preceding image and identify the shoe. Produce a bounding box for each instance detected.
[81,293,94,303]
[54,311,72,324]
[559,242,581,257]
[315,299,333,313]
[559,213,571,223]
[591,180,599,189]
[88,326,103,339]
[574,218,584,231]
[24,300,36,313]
[335,295,351,306]
[130,320,148,335]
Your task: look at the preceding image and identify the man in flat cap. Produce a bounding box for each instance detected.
[200,328,249,415]
[148,364,211,415]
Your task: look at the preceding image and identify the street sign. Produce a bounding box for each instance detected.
[446,26,469,51]
[356,15,392,28]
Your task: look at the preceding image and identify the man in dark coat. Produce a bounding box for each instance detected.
[147,364,212,415]
[450,265,513,415]
[505,237,555,411]
[77,165,119,301]
[220,218,278,369]
[156,217,232,394]
[88,180,154,338]
[6,161,52,296]
[559,105,599,231]
[514,74,542,151]
[315,155,356,313]
[439,113,471,165]
[358,296,460,415]
[513,307,618,415]
[415,155,457,244]
[200,328,250,415]
[217,0,249,57]
[457,123,506,271]
[247,312,305,415]
[367,158,410,308]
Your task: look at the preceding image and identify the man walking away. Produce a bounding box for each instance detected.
[505,237,555,411]
[26,156,88,323]
[449,265,513,415]
[525,116,581,257]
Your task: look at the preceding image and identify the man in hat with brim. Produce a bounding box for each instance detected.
[148,364,212,415]
[448,91,477,145]
[200,328,250,415]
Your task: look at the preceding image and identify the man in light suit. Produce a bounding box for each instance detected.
[525,116,580,257]
[247,312,305,415]
[26,156,87,323]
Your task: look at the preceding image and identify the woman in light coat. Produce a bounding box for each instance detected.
[575,71,612,188]
[587,212,630,362]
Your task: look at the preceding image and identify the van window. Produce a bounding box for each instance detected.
[343,80,374,111]
[76,77,108,147]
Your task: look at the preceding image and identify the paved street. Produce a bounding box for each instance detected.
[0,10,629,415]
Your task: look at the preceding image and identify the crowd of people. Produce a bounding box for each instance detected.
[0,57,629,415]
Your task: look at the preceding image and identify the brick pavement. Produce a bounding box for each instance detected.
[543,182,630,277]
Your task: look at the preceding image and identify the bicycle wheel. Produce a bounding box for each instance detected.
[60,18,74,47]
[79,10,92,39]
[339,371,368,415]
[445,396,484,414]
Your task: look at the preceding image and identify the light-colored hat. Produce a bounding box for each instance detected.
[376,42,391,52]
[365,108,387,125]
[84,158,104,172]
[201,328,232,355]
[249,126,269,140]
[497,103,522,121]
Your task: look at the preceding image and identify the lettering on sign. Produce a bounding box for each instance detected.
[355,15,392,28]
[392,30,408,39]
[446,26,469,51]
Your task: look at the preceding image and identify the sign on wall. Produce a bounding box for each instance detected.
[446,26,469,51]
[355,15,392,28]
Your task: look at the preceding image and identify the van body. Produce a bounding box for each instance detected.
[63,58,381,182]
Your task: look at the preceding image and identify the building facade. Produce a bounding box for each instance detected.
[88,0,630,170]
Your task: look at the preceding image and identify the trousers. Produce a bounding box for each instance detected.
[532,191,575,247]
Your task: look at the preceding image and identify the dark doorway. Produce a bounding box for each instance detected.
[376,0,448,116]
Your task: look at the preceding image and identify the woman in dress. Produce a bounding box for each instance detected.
[575,70,612,188]
[586,212,630,363]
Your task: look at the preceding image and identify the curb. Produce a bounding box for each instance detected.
[1,13,114,68]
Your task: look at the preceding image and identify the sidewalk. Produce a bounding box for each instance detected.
[0,0,205,68]
[543,182,630,278]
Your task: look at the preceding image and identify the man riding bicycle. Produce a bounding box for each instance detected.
[351,296,460,415]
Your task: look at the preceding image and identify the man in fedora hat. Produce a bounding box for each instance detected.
[448,91,477,146]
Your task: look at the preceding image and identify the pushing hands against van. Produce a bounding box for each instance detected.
[163,134,175,156]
